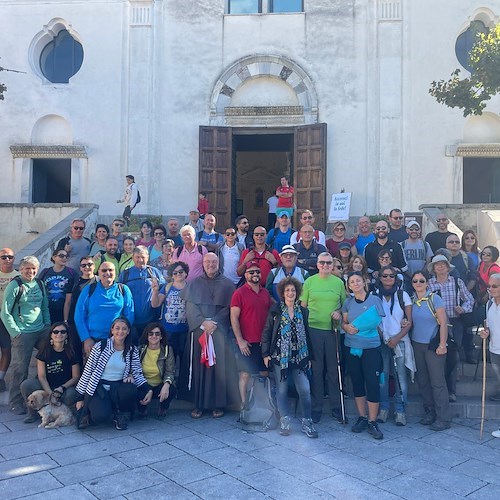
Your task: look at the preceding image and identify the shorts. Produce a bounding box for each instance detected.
[0,318,11,349]
[236,342,266,374]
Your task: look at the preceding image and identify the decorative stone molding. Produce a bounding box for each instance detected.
[225,106,304,116]
[378,0,402,21]
[210,54,318,125]
[452,143,500,157]
[130,1,152,27]
[10,145,88,159]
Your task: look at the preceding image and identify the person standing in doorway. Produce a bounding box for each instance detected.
[276,176,294,218]
[117,175,139,226]
[266,193,279,230]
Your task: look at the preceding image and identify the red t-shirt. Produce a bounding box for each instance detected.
[238,248,281,286]
[231,284,272,343]
[276,186,294,208]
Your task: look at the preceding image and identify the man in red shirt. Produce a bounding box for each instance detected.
[276,176,294,217]
[231,261,272,408]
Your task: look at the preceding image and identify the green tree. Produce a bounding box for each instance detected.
[429,23,500,117]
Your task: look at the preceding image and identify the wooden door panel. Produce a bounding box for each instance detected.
[293,123,327,228]
[199,126,232,229]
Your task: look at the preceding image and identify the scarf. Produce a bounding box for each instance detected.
[276,303,309,381]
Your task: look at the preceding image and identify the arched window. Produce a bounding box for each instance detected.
[455,20,488,73]
[255,187,264,208]
[40,29,83,83]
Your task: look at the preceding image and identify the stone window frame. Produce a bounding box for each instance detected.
[29,18,84,84]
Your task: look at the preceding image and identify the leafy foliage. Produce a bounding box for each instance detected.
[429,23,500,117]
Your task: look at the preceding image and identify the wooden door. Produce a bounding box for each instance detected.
[293,123,327,228]
[199,126,233,229]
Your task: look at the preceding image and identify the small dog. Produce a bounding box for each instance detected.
[26,390,75,428]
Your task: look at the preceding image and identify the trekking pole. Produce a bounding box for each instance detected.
[391,346,405,412]
[480,320,487,440]
[333,323,347,424]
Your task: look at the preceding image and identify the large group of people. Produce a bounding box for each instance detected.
[0,203,499,441]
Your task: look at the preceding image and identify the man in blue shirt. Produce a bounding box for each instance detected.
[266,211,293,253]
[196,213,224,252]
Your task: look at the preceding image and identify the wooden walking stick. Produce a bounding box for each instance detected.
[480,320,487,440]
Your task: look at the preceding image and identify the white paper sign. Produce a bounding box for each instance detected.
[328,192,351,222]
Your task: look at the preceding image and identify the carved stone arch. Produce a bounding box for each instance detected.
[209,54,318,126]
[29,18,84,82]
[458,7,498,35]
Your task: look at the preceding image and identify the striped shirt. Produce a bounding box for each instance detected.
[428,275,474,319]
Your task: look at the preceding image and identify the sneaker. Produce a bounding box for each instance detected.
[280,416,291,436]
[311,411,321,424]
[492,429,500,438]
[23,413,40,424]
[137,406,148,419]
[351,416,368,433]
[419,411,437,426]
[377,409,388,423]
[157,408,168,420]
[395,412,406,426]
[0,379,6,392]
[332,407,348,424]
[429,420,451,432]
[10,405,26,415]
[489,393,500,402]
[448,393,457,403]
[367,420,384,440]
[301,418,318,439]
[114,413,128,431]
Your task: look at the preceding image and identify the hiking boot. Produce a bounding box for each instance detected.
[23,412,40,424]
[395,412,406,426]
[311,411,321,424]
[137,406,148,419]
[114,413,128,431]
[351,416,368,433]
[448,393,457,403]
[430,420,451,432]
[157,408,168,420]
[377,409,388,423]
[332,407,348,424]
[367,420,384,440]
[301,418,318,439]
[419,411,436,426]
[0,379,6,392]
[280,416,291,436]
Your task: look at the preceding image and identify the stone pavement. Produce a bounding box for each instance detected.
[2,405,500,499]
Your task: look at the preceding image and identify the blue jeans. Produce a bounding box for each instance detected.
[379,342,408,413]
[273,364,312,419]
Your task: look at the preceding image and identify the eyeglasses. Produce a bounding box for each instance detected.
[408,228,419,231]
[412,279,426,284]
[80,263,94,268]
[487,284,500,289]
[225,232,236,236]
[375,227,387,231]
[0,255,14,260]
[172,270,185,275]
[52,329,67,334]
[392,216,403,220]
[72,226,84,231]
[148,331,162,337]
[113,223,124,227]
[254,233,266,237]
[318,261,333,266]
[379,256,391,261]
[334,227,346,231]
[381,274,395,279]
[56,254,68,258]
[448,240,460,244]
[339,247,350,251]
[154,232,165,236]
[100,268,114,273]
[436,218,448,223]
[246,270,261,275]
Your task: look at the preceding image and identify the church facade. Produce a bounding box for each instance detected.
[1,0,499,228]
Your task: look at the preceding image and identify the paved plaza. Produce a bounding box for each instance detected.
[2,402,500,500]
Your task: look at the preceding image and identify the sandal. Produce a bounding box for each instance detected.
[191,408,203,419]
[212,409,224,419]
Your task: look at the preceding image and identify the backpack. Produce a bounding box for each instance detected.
[239,375,278,432]
[10,276,46,315]
[268,227,295,249]
[88,281,125,298]
[176,244,203,258]
[136,190,141,204]
[121,266,154,284]
[197,230,221,244]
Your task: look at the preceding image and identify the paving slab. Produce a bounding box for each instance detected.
[466,483,500,499]
[22,484,98,500]
[377,474,465,500]
[169,433,228,456]
[125,481,197,499]
[0,453,59,480]
[186,472,267,499]
[150,454,222,485]
[113,442,186,467]
[452,458,500,485]
[0,470,63,499]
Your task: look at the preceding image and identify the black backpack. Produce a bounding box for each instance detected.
[88,281,125,298]
[136,190,141,204]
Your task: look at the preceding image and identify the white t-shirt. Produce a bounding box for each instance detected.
[266,196,278,214]
[101,350,126,382]
[380,291,412,340]
[221,244,241,284]
[487,300,500,355]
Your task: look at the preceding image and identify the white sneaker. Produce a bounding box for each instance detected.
[492,429,500,438]
[377,409,388,423]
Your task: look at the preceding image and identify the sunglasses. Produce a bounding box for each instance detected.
[392,216,403,220]
[436,218,448,222]
[72,226,84,230]
[246,270,261,275]
[100,268,114,273]
[339,247,350,251]
[172,270,185,275]
[318,261,333,265]
[448,240,460,244]
[80,263,94,268]
[148,331,162,337]
[412,279,426,284]
[56,254,68,258]
[334,227,346,231]
[254,233,266,237]
[114,223,124,227]
[379,256,391,260]
[375,227,387,231]
[381,274,395,279]
[0,255,14,260]
[52,329,67,334]
[487,284,500,289]
[225,232,236,236]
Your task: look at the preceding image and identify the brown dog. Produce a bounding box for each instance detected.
[26,390,75,428]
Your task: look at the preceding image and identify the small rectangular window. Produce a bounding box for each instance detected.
[229,0,261,14]
[270,0,303,13]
